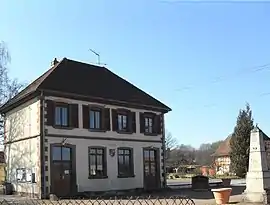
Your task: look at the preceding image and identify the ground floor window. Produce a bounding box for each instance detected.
[88,147,107,178]
[118,148,134,177]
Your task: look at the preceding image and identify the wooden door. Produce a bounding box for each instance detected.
[143,148,160,190]
[51,146,73,197]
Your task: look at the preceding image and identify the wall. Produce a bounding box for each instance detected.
[4,98,41,196]
[215,156,231,175]
[44,96,165,193]
[44,96,163,142]
[46,137,162,192]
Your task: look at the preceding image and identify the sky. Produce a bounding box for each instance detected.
[1,0,270,148]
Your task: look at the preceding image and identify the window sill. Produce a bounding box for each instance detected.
[52,126,74,130]
[144,132,158,136]
[117,175,135,178]
[88,129,106,133]
[88,175,108,179]
[116,130,133,134]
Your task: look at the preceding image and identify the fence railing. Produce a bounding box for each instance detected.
[0,196,195,205]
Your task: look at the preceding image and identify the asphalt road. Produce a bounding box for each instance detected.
[167,178,246,186]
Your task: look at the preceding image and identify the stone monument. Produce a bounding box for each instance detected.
[243,126,270,204]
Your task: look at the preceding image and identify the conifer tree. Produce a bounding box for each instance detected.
[230,103,254,177]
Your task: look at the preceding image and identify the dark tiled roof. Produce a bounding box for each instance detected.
[1,58,171,112]
[212,135,232,157]
[0,151,4,164]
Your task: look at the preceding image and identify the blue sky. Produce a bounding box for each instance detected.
[1,0,270,148]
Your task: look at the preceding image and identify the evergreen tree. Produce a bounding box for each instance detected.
[230,103,254,177]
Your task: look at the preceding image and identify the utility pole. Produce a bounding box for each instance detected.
[89,48,100,65]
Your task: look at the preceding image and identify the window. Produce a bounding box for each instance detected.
[88,147,107,178]
[118,148,134,177]
[118,114,127,131]
[145,116,153,133]
[52,146,71,161]
[55,105,69,127]
[90,109,101,129]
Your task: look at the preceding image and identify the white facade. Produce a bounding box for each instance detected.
[4,95,165,198]
[44,96,164,193]
[4,98,41,196]
[46,137,162,192]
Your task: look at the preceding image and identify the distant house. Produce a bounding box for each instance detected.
[0,151,5,183]
[212,135,232,175]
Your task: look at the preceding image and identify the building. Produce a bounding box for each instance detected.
[0,58,171,198]
[212,135,232,175]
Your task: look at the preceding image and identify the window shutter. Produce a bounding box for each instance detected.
[154,114,161,135]
[83,105,90,129]
[112,109,118,131]
[102,108,111,131]
[127,111,133,132]
[139,113,145,133]
[131,112,136,133]
[70,104,79,128]
[46,100,54,126]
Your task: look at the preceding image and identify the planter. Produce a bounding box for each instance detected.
[211,188,232,205]
[208,168,215,177]
[222,178,231,187]
[200,166,208,176]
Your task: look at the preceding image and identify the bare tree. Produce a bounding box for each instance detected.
[165,130,177,160]
[0,41,25,148]
[165,130,177,150]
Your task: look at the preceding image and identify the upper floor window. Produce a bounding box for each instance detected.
[118,148,134,177]
[140,113,162,135]
[112,109,136,134]
[88,147,107,178]
[118,114,128,131]
[90,109,101,129]
[45,100,79,128]
[55,105,69,127]
[83,105,111,131]
[144,116,153,133]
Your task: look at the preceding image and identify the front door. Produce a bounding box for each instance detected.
[143,148,160,190]
[51,145,73,197]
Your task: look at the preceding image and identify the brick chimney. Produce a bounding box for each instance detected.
[51,58,59,67]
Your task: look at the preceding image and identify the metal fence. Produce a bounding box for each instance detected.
[0,196,195,205]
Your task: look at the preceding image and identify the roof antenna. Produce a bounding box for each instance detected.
[89,48,100,64]
[89,48,107,66]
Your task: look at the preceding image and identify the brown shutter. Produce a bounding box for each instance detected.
[154,114,161,135]
[83,105,90,129]
[140,113,145,133]
[112,109,118,131]
[70,104,79,128]
[102,108,111,131]
[131,112,136,133]
[127,111,133,132]
[46,100,54,126]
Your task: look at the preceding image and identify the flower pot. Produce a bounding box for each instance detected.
[208,168,215,177]
[211,188,232,205]
[222,178,231,187]
[200,166,208,176]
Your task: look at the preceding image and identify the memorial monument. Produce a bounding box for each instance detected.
[243,126,270,204]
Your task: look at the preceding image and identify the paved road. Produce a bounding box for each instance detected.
[167,178,246,186]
